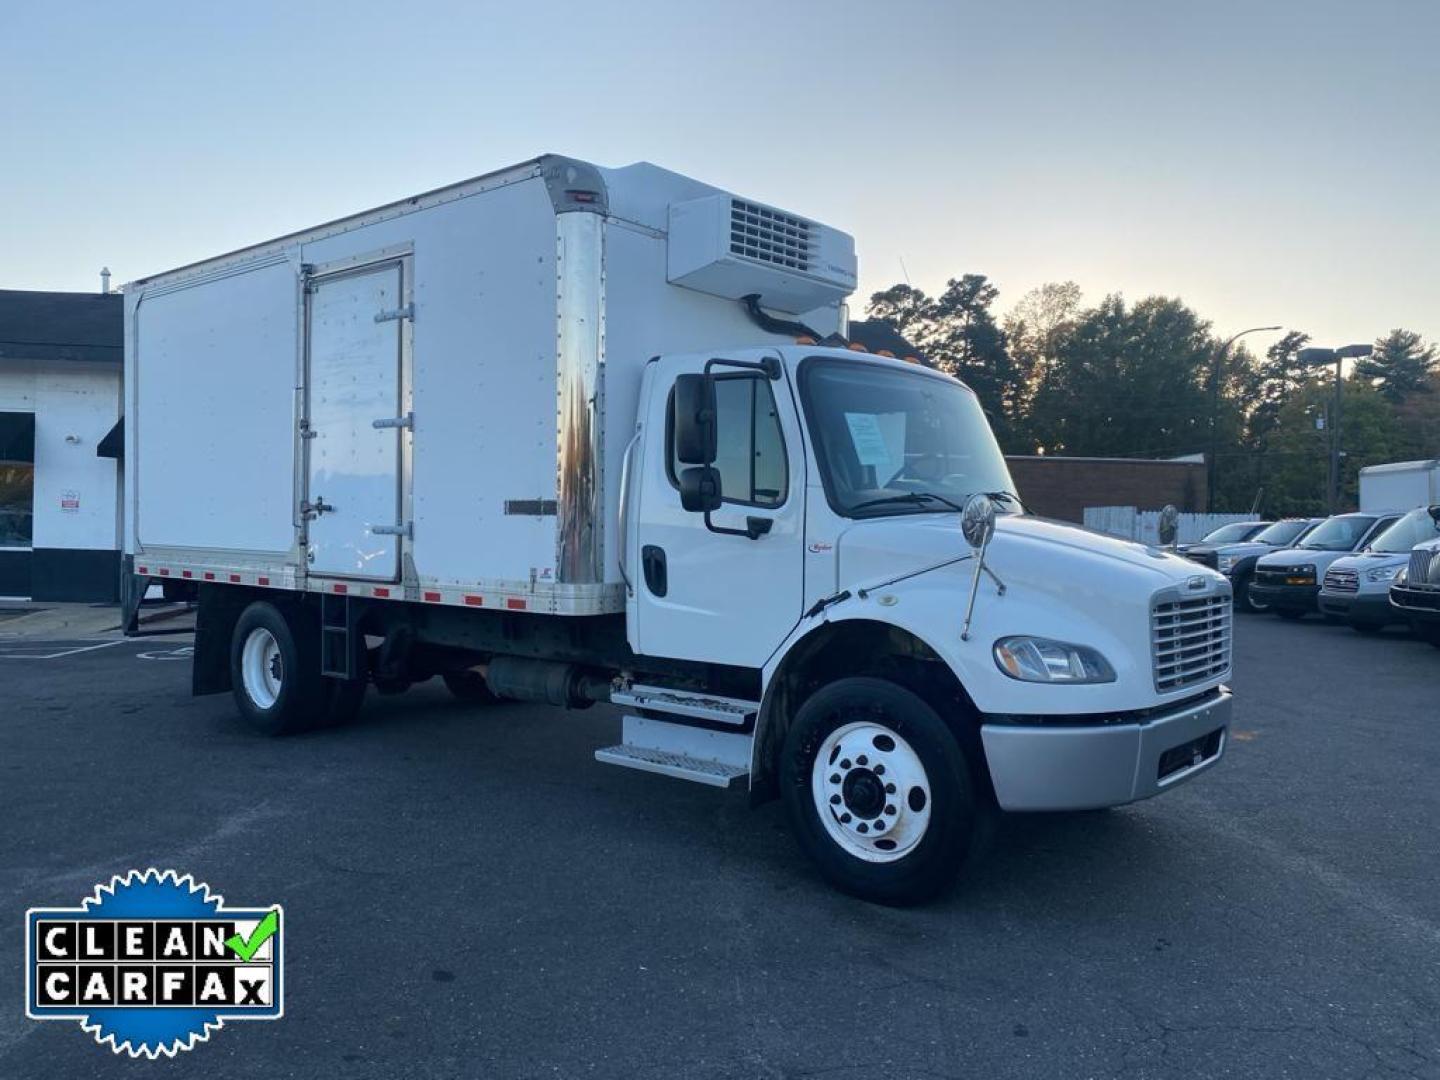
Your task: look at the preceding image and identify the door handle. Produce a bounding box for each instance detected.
[642,545,668,597]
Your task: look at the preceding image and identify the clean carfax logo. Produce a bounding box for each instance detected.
[25,869,283,1058]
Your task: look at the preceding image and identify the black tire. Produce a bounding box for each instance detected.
[442,671,500,704]
[1233,573,1257,613]
[1277,608,1305,621]
[780,677,979,906]
[1244,580,1272,613]
[230,601,330,736]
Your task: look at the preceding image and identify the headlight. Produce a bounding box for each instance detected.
[1365,565,1400,583]
[993,637,1116,684]
[1217,554,1238,572]
[1394,567,1409,587]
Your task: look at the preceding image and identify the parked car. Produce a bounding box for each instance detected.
[1178,520,1269,556]
[1318,506,1440,633]
[1389,507,1440,648]
[1187,517,1323,612]
[1250,511,1404,619]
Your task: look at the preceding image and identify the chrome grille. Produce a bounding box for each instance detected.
[729,199,813,271]
[1323,567,1358,593]
[1408,548,1440,590]
[1152,594,1232,693]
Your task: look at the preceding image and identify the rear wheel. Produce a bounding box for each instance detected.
[780,677,980,906]
[1233,572,1259,612]
[230,601,365,734]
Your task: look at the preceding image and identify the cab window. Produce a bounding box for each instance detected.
[668,376,787,508]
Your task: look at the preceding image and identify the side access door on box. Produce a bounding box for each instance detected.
[301,254,412,582]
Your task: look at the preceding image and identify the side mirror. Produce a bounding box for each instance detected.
[961,493,996,550]
[1158,504,1180,548]
[1428,504,1440,526]
[679,466,723,513]
[673,374,717,465]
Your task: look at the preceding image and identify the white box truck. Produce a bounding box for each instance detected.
[123,155,1233,902]
[1359,459,1440,512]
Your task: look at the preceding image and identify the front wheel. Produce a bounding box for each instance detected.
[780,677,980,905]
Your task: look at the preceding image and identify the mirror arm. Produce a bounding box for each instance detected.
[704,355,782,380]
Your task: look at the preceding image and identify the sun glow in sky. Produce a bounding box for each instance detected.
[3,0,1436,350]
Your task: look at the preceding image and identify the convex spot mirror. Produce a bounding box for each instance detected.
[679,466,723,514]
[1158,504,1180,547]
[673,374,717,465]
[961,494,996,550]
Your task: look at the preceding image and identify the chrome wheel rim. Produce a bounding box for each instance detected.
[811,720,931,863]
[241,627,283,710]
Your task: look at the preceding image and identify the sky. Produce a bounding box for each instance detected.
[3,0,1437,352]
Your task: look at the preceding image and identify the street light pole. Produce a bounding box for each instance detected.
[1207,325,1281,512]
[1299,343,1374,514]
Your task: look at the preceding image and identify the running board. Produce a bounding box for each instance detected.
[609,684,758,726]
[595,716,751,789]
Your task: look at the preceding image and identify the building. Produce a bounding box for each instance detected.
[0,289,124,601]
[1004,454,1207,523]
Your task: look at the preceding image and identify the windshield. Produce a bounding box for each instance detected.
[1202,522,1264,544]
[1253,519,1312,546]
[1299,515,1377,552]
[799,358,1016,517]
[1368,507,1440,553]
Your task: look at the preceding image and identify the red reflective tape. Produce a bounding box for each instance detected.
[373,587,390,598]
[137,566,147,575]
[332,583,348,594]
[229,574,242,583]
[203,572,215,581]
[182,570,193,579]
[505,598,526,610]
[158,568,170,577]
[258,576,270,586]
[423,591,441,602]
[464,595,484,606]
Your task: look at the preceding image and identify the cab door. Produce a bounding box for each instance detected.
[632,351,805,669]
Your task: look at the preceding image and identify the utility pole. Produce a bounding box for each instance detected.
[1207,326,1280,512]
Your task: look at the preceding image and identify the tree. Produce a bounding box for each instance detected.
[1025,293,1215,459]
[1003,282,1082,449]
[1355,328,1437,404]
[865,275,1026,446]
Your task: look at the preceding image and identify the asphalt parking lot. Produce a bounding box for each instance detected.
[0,614,1436,1079]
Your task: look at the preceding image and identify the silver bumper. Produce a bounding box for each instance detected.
[980,688,1231,812]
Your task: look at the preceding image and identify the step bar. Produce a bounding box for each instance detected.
[609,684,757,726]
[595,715,752,789]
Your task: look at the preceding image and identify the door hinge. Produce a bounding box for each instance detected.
[370,522,413,538]
[371,412,414,430]
[374,303,414,324]
[299,419,318,440]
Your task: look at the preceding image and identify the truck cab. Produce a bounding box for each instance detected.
[617,344,1232,898]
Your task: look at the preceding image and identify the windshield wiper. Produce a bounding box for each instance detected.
[849,491,965,515]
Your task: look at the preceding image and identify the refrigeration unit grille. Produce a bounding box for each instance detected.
[729,200,813,271]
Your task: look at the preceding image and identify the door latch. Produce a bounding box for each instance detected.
[299,419,318,440]
[301,497,335,520]
[372,412,414,430]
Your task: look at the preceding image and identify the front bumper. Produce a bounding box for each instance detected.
[1391,585,1440,623]
[1248,582,1318,612]
[1318,591,1395,624]
[980,688,1231,811]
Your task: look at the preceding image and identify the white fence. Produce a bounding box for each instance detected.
[1083,506,1253,546]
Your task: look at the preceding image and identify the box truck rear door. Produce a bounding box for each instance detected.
[303,261,407,581]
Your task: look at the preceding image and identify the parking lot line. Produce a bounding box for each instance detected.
[0,640,129,660]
